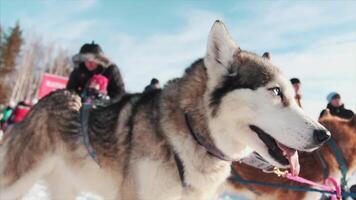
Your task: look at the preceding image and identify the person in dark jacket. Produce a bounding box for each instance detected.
[144,78,160,93]
[319,92,354,119]
[67,42,125,102]
[290,78,302,108]
[67,43,125,158]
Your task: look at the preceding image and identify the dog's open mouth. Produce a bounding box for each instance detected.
[249,125,300,176]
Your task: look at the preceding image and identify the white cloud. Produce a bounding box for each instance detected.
[110,10,223,92]
[231,1,356,51]
[75,0,98,11]
[18,0,98,46]
[41,0,98,14]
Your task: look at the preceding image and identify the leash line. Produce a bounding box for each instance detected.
[80,103,101,166]
[281,171,341,200]
[229,175,356,198]
[230,168,356,198]
[327,138,348,190]
[315,150,330,179]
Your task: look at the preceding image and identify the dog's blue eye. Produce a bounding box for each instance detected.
[268,87,281,96]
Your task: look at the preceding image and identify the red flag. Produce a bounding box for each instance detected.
[38,73,68,99]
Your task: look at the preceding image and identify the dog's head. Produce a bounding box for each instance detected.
[204,20,330,175]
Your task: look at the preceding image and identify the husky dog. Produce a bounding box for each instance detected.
[0,21,330,200]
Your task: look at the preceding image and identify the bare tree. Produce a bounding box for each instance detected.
[9,33,72,103]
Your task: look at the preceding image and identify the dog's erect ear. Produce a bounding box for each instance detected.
[206,20,238,68]
[263,52,272,60]
[319,109,332,122]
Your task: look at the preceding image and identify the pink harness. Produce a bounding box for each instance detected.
[273,168,342,200]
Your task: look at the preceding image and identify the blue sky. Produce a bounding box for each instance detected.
[1,0,355,119]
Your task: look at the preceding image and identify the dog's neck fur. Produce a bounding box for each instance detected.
[177,59,218,156]
[161,59,232,192]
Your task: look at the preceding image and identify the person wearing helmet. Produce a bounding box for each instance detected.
[67,42,125,102]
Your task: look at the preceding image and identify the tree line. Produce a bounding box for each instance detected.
[0,22,72,105]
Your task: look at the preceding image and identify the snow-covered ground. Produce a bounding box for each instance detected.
[23,181,103,200]
[22,181,247,200]
[22,175,356,200]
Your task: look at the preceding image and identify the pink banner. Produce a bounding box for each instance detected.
[38,73,68,99]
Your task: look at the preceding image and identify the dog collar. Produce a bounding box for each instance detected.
[173,114,234,188]
[184,113,234,162]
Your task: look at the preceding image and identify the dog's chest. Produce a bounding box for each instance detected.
[134,158,230,200]
[186,162,230,184]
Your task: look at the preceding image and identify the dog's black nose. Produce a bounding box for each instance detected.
[313,129,330,144]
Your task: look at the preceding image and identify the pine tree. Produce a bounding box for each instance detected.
[0,25,4,68]
[0,25,7,103]
[0,25,6,103]
[1,22,23,73]
[0,22,23,104]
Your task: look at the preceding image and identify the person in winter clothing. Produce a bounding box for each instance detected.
[10,101,31,124]
[290,78,302,108]
[319,92,354,119]
[0,105,14,128]
[2,101,31,129]
[84,74,110,105]
[66,42,125,102]
[88,74,109,96]
[144,78,160,93]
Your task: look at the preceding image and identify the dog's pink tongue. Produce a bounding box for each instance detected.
[277,143,300,176]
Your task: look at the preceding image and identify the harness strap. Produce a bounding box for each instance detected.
[282,172,342,200]
[229,171,335,194]
[80,104,100,166]
[230,168,356,198]
[184,113,234,161]
[230,136,351,198]
[327,138,348,190]
[314,150,330,179]
[231,167,262,196]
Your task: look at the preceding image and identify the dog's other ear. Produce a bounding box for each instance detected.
[323,109,331,118]
[319,109,332,122]
[263,52,272,60]
[206,20,238,69]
